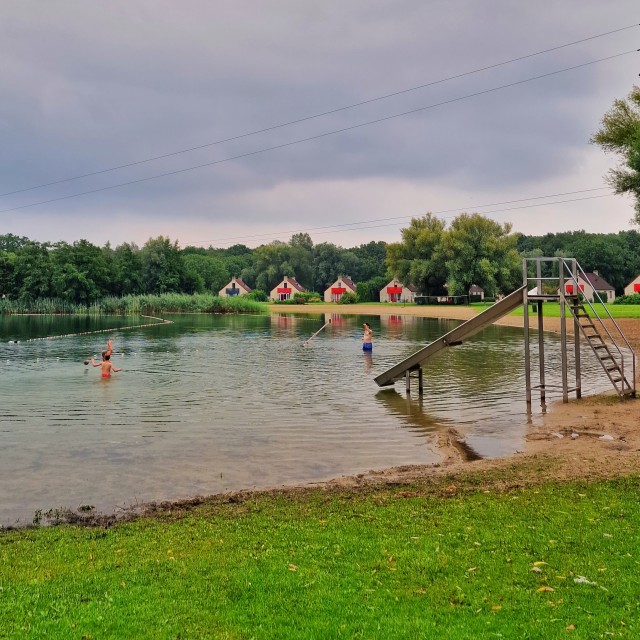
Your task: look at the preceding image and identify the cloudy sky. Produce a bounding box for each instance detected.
[1,1,638,249]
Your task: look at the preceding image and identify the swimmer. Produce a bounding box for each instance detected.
[90,353,121,378]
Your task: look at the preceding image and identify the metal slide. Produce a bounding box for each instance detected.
[374,285,526,387]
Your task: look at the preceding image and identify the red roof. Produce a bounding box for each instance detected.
[283,276,306,293]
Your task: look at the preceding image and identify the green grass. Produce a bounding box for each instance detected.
[471,302,640,319]
[1,475,639,639]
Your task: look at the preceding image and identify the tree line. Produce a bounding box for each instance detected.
[3,213,640,307]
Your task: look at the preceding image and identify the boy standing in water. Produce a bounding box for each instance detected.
[362,322,373,351]
[91,353,121,378]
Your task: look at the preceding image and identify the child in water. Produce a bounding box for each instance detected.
[91,353,121,377]
[362,322,373,351]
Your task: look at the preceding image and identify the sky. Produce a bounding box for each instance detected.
[1,1,639,250]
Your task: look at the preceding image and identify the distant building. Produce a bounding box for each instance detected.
[563,271,616,303]
[324,276,357,302]
[379,278,417,303]
[270,276,306,302]
[624,274,640,296]
[469,284,485,301]
[219,277,252,297]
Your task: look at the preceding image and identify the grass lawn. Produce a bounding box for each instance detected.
[470,302,640,319]
[1,473,638,639]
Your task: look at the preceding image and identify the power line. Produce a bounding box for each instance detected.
[1,49,636,216]
[0,24,636,199]
[185,188,610,246]
[187,189,612,247]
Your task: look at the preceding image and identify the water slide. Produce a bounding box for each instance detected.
[374,285,527,387]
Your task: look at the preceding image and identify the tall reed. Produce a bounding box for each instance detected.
[0,294,266,315]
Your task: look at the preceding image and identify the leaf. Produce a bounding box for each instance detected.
[288,564,298,571]
[537,586,554,592]
[533,561,548,567]
[566,624,575,631]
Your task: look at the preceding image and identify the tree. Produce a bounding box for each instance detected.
[443,214,520,297]
[112,243,144,296]
[140,236,186,294]
[386,214,447,295]
[50,240,110,304]
[182,254,229,294]
[591,85,640,224]
[12,242,54,300]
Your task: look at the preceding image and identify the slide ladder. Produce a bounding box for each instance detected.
[374,285,526,387]
[568,298,634,398]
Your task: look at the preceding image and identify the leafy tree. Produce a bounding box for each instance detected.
[350,241,388,282]
[591,85,640,223]
[0,233,30,252]
[386,214,447,295]
[443,214,520,296]
[50,240,110,304]
[356,275,388,302]
[0,251,16,298]
[183,254,229,294]
[140,236,186,294]
[12,242,53,300]
[112,243,144,296]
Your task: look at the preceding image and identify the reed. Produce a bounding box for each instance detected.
[0,294,266,316]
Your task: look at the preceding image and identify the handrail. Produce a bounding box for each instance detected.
[560,258,636,392]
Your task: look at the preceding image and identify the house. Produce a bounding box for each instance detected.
[624,274,640,296]
[219,277,252,297]
[379,278,417,303]
[469,284,485,301]
[270,276,306,302]
[563,271,616,303]
[324,276,357,303]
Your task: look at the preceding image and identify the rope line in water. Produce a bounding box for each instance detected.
[15,315,173,343]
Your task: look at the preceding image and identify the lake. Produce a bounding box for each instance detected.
[0,312,610,526]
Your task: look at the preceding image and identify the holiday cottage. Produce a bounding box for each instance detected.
[270,276,306,302]
[324,276,357,303]
[379,279,417,303]
[219,277,252,297]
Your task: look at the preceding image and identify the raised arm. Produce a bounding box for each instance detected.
[90,357,101,367]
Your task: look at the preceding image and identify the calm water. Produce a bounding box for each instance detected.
[0,312,611,525]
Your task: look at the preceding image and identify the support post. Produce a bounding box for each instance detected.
[418,367,423,395]
[523,259,532,406]
[571,260,582,399]
[559,260,569,403]
[406,370,411,394]
[536,260,545,405]
[537,300,546,405]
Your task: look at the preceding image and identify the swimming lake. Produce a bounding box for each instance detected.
[0,312,611,526]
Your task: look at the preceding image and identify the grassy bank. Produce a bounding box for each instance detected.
[471,301,640,319]
[1,472,638,639]
[0,293,266,315]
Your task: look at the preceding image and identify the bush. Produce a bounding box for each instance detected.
[337,292,358,304]
[245,289,268,302]
[293,292,322,304]
[613,293,640,305]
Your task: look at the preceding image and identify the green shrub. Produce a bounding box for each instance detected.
[337,291,358,304]
[245,289,268,302]
[613,293,640,305]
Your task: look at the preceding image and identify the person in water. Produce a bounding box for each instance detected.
[362,322,373,351]
[91,353,121,377]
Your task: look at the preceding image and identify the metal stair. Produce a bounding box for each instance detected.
[568,298,634,397]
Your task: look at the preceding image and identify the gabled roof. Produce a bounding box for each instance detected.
[228,277,252,292]
[329,276,356,290]
[582,272,614,291]
[406,284,418,293]
[285,276,306,293]
[469,284,484,293]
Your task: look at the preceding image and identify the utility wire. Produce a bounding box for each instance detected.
[1,49,636,216]
[1,24,637,198]
[187,189,612,247]
[185,188,609,246]
[297,193,614,239]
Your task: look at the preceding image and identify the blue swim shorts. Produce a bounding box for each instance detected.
[363,342,372,351]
